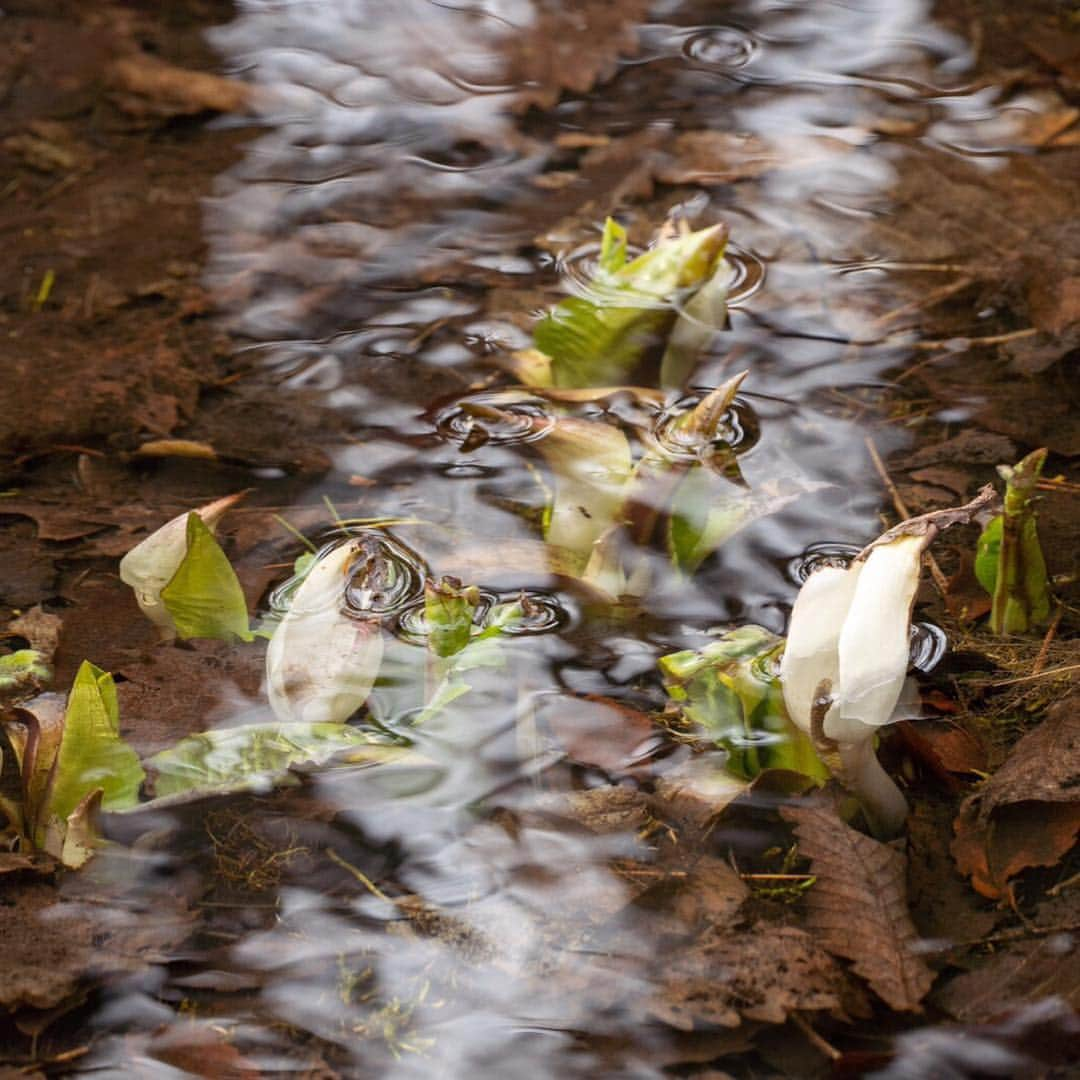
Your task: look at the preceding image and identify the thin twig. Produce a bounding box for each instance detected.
[908,327,1039,351]
[987,662,1080,687]
[1031,604,1064,677]
[871,276,974,330]
[790,1012,842,1061]
[864,436,950,596]
[895,326,1040,384]
[327,847,392,902]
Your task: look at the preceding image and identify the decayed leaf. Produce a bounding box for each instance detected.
[952,696,1080,899]
[7,605,63,664]
[147,722,405,799]
[782,803,935,1011]
[650,924,854,1030]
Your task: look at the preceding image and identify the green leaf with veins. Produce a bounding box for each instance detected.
[161,513,253,642]
[40,662,143,857]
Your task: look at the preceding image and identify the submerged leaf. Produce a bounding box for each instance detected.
[424,577,481,658]
[160,513,253,642]
[536,417,634,560]
[530,219,728,388]
[148,722,404,798]
[660,627,827,782]
[266,538,385,725]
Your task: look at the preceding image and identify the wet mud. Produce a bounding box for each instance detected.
[2,0,1079,1077]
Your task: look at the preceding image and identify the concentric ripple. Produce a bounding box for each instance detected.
[268,531,428,620]
[788,542,862,584]
[435,390,556,449]
[652,389,761,463]
[681,25,759,70]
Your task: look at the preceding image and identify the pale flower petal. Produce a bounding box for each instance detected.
[833,534,925,742]
[779,563,860,736]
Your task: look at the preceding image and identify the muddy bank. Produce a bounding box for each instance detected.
[1,0,1079,1076]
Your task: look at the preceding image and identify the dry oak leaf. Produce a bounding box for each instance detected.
[952,698,1080,900]
[782,803,935,1011]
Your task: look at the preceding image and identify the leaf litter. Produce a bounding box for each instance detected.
[2,0,1080,1075]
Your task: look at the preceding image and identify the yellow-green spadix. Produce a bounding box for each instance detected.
[119,493,243,638]
[780,533,928,837]
[265,538,384,726]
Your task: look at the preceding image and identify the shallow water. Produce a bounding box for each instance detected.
[62,1,1069,1074]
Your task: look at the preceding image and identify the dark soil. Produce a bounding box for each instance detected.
[1,0,1079,1076]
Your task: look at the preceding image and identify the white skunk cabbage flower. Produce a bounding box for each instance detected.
[119,493,241,638]
[265,538,384,726]
[781,534,926,837]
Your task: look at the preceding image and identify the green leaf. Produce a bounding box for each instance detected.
[668,476,829,575]
[974,514,1002,594]
[42,662,143,850]
[425,577,481,658]
[532,219,728,388]
[660,627,828,783]
[979,448,1052,634]
[148,722,404,798]
[161,513,253,641]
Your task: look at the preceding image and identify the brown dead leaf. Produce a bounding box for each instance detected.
[952,697,1080,899]
[652,756,750,839]
[935,934,1080,1023]
[148,1023,262,1080]
[650,923,856,1030]
[655,131,854,185]
[628,852,749,937]
[537,694,658,775]
[897,720,989,786]
[107,54,252,117]
[6,605,63,664]
[534,786,654,835]
[782,803,935,1011]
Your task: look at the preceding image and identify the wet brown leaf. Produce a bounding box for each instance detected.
[650,923,856,1030]
[534,786,654,835]
[952,697,1080,899]
[898,720,989,783]
[538,694,657,776]
[782,804,935,1011]
[935,934,1080,1023]
[148,1024,263,1080]
[6,605,63,664]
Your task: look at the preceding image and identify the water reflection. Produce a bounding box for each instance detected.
[78,0,1046,1073]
